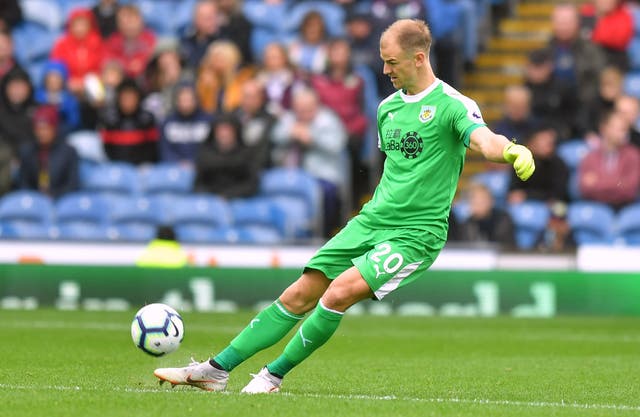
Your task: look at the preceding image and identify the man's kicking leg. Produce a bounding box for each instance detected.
[241,266,373,393]
[153,270,330,391]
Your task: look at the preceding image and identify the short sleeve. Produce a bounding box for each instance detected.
[447,92,487,147]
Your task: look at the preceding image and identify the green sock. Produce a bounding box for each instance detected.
[267,301,344,377]
[213,299,304,371]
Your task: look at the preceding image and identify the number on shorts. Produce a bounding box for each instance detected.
[371,243,404,276]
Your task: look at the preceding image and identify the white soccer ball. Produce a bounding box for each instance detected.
[131,303,184,357]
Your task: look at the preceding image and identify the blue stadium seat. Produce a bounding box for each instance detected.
[567,201,615,245]
[138,0,176,36]
[58,0,99,19]
[0,221,51,239]
[616,203,640,245]
[472,170,510,206]
[239,226,283,244]
[145,194,177,226]
[624,71,640,99]
[109,196,162,226]
[0,191,54,225]
[557,139,591,170]
[139,163,194,197]
[172,194,232,228]
[66,130,107,162]
[22,0,64,31]
[55,192,109,226]
[110,223,156,242]
[508,201,550,250]
[12,22,58,65]
[80,162,139,197]
[54,223,115,241]
[175,225,251,244]
[260,168,322,236]
[452,200,471,222]
[268,195,316,238]
[231,198,287,238]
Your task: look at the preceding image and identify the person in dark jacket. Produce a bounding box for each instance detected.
[194,113,259,198]
[179,0,223,71]
[92,0,120,38]
[159,81,212,164]
[0,0,22,32]
[17,105,79,198]
[459,182,515,247]
[99,78,158,164]
[0,67,35,155]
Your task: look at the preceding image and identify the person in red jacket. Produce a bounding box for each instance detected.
[50,8,104,95]
[581,0,634,69]
[579,110,640,209]
[104,4,156,79]
[310,38,369,209]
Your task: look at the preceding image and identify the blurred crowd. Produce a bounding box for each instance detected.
[0,0,639,249]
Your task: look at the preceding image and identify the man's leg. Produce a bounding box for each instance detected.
[154,270,330,390]
[242,266,372,393]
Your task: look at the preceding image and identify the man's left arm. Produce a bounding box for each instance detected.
[469,126,536,181]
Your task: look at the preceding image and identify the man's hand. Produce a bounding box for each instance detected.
[503,142,535,181]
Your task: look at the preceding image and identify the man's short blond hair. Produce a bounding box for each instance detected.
[382,19,432,54]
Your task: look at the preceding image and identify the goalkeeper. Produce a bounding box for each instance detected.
[154,18,535,393]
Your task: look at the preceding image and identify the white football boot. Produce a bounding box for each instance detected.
[241,367,282,394]
[154,358,228,391]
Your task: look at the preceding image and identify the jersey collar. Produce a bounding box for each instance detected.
[399,79,441,103]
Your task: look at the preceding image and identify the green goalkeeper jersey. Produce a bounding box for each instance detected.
[358,79,486,240]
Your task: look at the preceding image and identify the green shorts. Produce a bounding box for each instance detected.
[305,218,446,299]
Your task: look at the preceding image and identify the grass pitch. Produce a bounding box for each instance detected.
[1,310,639,417]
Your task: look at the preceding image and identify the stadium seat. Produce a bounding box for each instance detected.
[0,221,51,239]
[171,194,232,228]
[138,0,177,36]
[110,223,156,242]
[556,139,591,170]
[66,130,107,162]
[567,201,615,245]
[109,196,162,227]
[472,170,510,206]
[11,21,58,65]
[80,162,139,197]
[260,168,322,236]
[230,198,287,238]
[58,0,98,19]
[175,225,251,244]
[616,203,640,245]
[238,226,283,244]
[0,191,54,225]
[55,192,109,226]
[623,71,640,99]
[452,200,471,222]
[22,0,64,31]
[139,163,195,197]
[507,201,550,250]
[54,223,115,241]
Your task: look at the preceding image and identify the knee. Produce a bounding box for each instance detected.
[279,275,327,314]
[321,282,358,312]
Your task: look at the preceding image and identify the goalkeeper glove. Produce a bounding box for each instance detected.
[503,142,535,181]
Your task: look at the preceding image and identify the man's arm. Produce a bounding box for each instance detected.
[469,126,536,181]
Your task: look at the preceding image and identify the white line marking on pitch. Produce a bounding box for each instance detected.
[1,383,639,412]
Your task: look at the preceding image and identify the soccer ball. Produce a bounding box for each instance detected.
[131,303,184,357]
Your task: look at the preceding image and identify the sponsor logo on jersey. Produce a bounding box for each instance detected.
[418,105,436,123]
[400,131,424,159]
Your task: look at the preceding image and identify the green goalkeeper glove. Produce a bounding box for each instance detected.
[503,142,535,181]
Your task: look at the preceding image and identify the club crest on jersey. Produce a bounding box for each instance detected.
[418,105,436,123]
[400,131,424,159]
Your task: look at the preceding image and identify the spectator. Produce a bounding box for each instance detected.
[0,67,35,155]
[287,11,330,75]
[82,59,126,129]
[92,0,120,38]
[216,0,254,66]
[272,87,347,235]
[459,182,515,247]
[345,11,379,73]
[310,38,369,209]
[17,105,79,198]
[582,66,625,136]
[0,0,22,32]
[143,41,184,122]
[493,85,538,142]
[136,225,189,268]
[508,125,569,204]
[99,78,158,165]
[256,42,299,116]
[547,3,606,117]
[0,140,10,197]
[0,31,23,83]
[159,81,212,165]
[524,48,578,140]
[34,61,81,135]
[615,95,640,147]
[579,110,640,209]
[233,78,276,171]
[180,0,222,71]
[51,8,104,95]
[196,40,254,114]
[105,5,156,79]
[581,0,633,70]
[194,114,259,198]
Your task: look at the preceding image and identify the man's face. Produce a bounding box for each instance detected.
[70,16,91,39]
[241,82,264,114]
[35,123,56,146]
[118,10,143,39]
[380,34,416,91]
[293,93,318,123]
[194,2,219,36]
[6,78,30,105]
[0,34,13,61]
[552,6,579,43]
[601,112,630,148]
[118,89,139,114]
[176,88,197,115]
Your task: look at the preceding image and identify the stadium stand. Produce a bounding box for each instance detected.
[507,201,550,250]
[567,201,616,245]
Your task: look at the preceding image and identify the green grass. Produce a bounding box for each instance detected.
[1,310,640,417]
